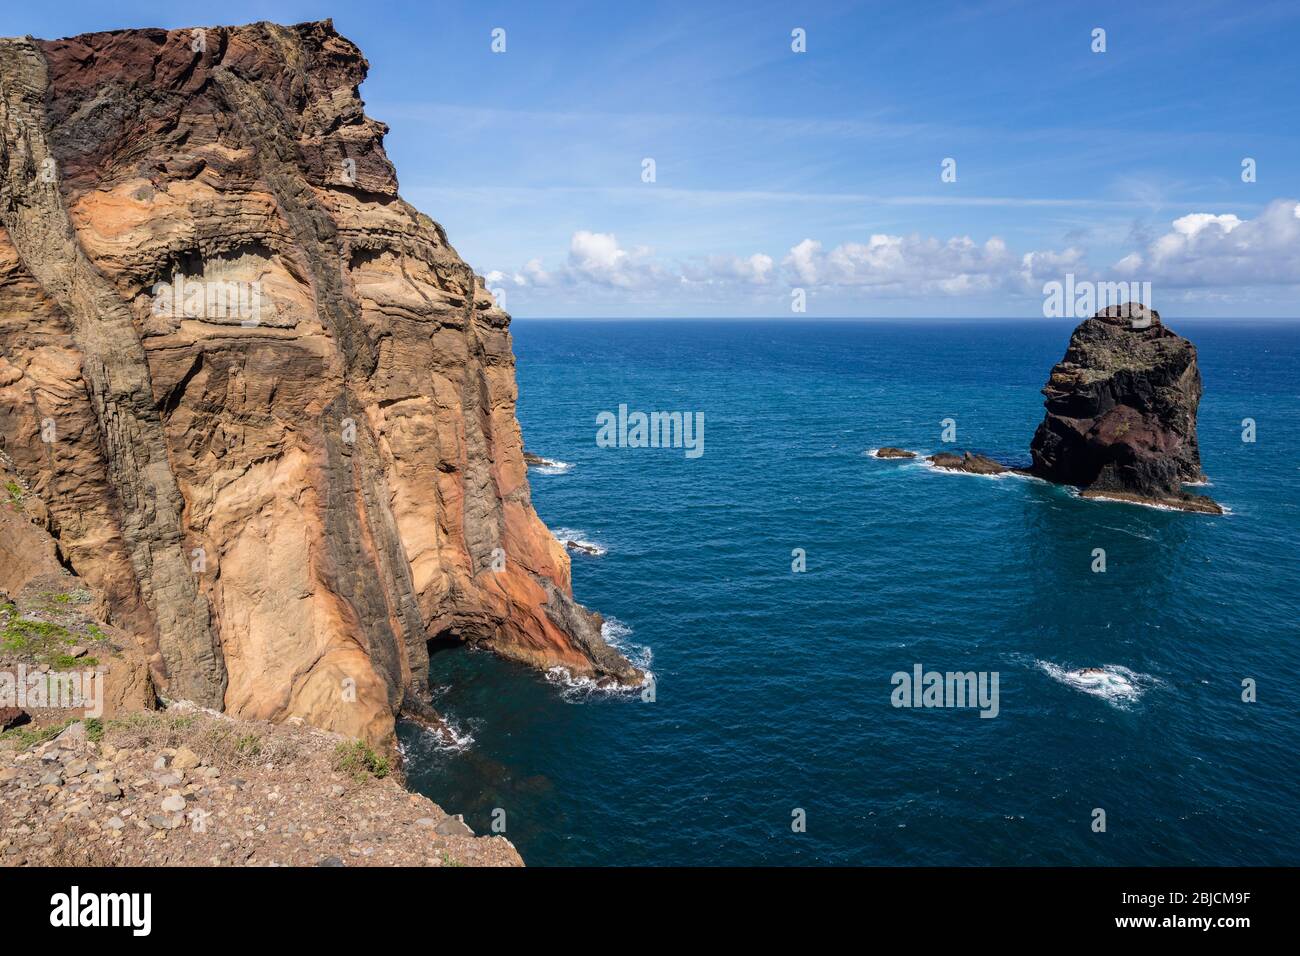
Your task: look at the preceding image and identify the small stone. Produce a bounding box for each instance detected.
[63,759,89,777]
[171,747,201,771]
[160,794,186,813]
[330,784,345,797]
[39,772,63,787]
[53,722,86,746]
[415,817,436,827]
[317,856,345,867]
[156,772,183,787]
[152,755,171,771]
[147,813,183,830]
[94,783,123,800]
[433,815,474,837]
[0,768,19,783]
[68,645,88,659]
[104,816,126,831]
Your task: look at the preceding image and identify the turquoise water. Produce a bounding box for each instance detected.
[399,319,1300,866]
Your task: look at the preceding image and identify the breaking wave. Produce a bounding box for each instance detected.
[1036,661,1162,709]
[546,618,654,702]
[552,528,608,556]
[529,456,573,475]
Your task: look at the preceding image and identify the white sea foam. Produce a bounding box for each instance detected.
[546,617,653,702]
[399,714,476,757]
[1077,491,1227,515]
[916,456,1042,483]
[1036,661,1161,709]
[552,528,608,556]
[528,456,573,475]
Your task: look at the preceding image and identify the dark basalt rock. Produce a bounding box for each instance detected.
[0,707,30,731]
[927,451,1009,475]
[873,447,917,459]
[1028,304,1221,513]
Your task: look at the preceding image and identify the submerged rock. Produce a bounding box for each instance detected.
[1028,305,1221,513]
[873,447,917,459]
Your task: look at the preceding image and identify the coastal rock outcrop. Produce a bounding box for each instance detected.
[0,21,639,746]
[927,451,1008,475]
[1028,305,1220,513]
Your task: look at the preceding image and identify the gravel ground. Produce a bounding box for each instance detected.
[0,704,522,867]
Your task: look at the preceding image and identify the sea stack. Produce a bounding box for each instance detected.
[1028,304,1221,513]
[0,21,640,746]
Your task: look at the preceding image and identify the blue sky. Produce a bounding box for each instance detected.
[6,1,1300,317]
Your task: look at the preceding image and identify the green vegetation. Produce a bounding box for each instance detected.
[0,602,78,662]
[4,479,23,509]
[84,718,104,743]
[333,739,391,781]
[0,718,72,749]
[49,653,96,670]
[0,601,103,666]
[235,732,263,760]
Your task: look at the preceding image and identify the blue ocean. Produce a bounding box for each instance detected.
[399,319,1299,866]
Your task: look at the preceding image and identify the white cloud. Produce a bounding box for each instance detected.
[1116,199,1300,286]
[782,233,1017,295]
[484,201,1300,309]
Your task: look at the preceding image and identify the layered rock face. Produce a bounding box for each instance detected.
[1029,305,1220,513]
[0,21,637,745]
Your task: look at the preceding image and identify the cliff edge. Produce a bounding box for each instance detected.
[0,20,639,746]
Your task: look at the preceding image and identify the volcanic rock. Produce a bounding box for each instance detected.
[1028,305,1220,513]
[873,447,917,459]
[927,452,1010,475]
[0,21,639,746]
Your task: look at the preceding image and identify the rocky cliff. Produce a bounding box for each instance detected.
[0,20,638,746]
[1028,304,1220,513]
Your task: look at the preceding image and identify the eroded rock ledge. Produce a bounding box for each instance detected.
[0,20,638,747]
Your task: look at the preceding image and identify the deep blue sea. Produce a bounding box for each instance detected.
[400,319,1299,866]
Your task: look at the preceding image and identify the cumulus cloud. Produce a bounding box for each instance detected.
[488,231,770,293]
[1115,199,1300,286]
[484,202,1300,307]
[781,233,1016,295]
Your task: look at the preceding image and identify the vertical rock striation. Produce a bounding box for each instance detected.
[1028,304,1221,513]
[0,20,639,744]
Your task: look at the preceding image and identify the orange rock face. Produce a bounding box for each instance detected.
[0,21,638,744]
